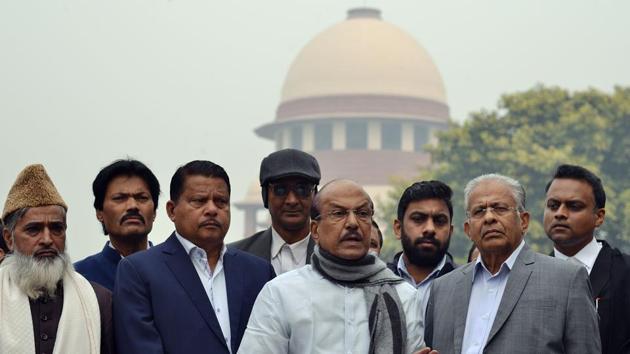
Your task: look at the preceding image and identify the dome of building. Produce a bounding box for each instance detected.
[272,7,449,125]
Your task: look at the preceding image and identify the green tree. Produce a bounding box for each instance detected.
[383,85,630,262]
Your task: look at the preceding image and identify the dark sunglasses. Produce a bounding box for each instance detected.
[269,182,315,198]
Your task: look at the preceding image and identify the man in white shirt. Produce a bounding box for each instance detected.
[239,179,437,354]
[114,160,275,354]
[387,180,456,311]
[545,164,630,354]
[425,173,600,354]
[230,149,320,275]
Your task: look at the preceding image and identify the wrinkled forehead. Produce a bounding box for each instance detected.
[22,205,67,223]
[468,180,516,208]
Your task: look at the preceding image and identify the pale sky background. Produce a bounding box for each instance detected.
[2,0,629,260]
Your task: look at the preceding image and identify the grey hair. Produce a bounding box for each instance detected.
[3,206,67,240]
[3,207,31,235]
[464,174,526,212]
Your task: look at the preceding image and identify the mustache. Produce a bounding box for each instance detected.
[414,237,439,246]
[199,219,221,228]
[33,247,60,258]
[340,231,363,242]
[121,210,145,224]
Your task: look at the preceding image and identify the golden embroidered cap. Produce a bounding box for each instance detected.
[2,164,67,220]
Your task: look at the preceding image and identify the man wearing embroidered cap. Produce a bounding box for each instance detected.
[0,164,114,354]
[230,149,321,275]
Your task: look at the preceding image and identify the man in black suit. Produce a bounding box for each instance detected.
[545,164,630,354]
[230,149,320,275]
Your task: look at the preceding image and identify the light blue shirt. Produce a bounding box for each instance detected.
[461,240,525,354]
[175,232,232,353]
[397,254,447,317]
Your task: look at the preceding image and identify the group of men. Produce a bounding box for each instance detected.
[0,148,628,354]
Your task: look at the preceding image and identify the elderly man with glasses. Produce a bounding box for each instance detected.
[230,148,320,275]
[238,179,437,354]
[424,173,600,354]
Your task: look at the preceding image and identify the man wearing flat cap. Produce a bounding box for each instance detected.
[230,149,321,275]
[0,164,114,354]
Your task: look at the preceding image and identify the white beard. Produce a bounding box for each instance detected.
[2,251,72,299]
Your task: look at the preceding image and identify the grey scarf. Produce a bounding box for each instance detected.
[311,246,407,354]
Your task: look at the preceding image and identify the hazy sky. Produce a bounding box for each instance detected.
[2,0,629,260]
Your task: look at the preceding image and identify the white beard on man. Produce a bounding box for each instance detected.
[1,249,71,299]
[0,249,102,354]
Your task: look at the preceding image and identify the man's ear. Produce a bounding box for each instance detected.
[393,219,402,240]
[3,227,14,251]
[520,211,530,234]
[310,220,319,243]
[166,200,176,222]
[464,220,472,240]
[595,208,605,228]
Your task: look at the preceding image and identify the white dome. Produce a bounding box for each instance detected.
[280,8,447,105]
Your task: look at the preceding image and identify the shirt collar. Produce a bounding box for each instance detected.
[473,239,525,280]
[397,252,447,287]
[270,226,311,259]
[174,231,227,261]
[554,237,601,272]
[107,240,151,259]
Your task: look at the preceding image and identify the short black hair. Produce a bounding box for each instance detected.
[397,180,453,221]
[545,164,606,209]
[93,159,160,211]
[371,220,383,247]
[170,160,231,202]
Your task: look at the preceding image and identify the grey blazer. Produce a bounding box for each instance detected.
[228,227,315,263]
[425,245,601,354]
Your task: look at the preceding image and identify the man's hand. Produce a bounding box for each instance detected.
[414,348,438,354]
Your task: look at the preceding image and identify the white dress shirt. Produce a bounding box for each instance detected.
[397,254,447,317]
[175,232,232,353]
[238,265,425,354]
[461,240,525,354]
[554,237,602,274]
[270,227,310,275]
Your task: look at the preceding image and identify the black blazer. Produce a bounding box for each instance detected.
[589,240,630,354]
[228,227,315,264]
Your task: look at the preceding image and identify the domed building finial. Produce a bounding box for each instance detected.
[347,7,381,20]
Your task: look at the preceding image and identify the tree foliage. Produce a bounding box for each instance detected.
[381,85,630,262]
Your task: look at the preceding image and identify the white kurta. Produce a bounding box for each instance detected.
[238,265,425,354]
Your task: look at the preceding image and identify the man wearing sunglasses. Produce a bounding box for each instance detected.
[230,149,320,275]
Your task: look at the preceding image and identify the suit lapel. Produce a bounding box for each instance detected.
[306,236,315,264]
[162,234,229,351]
[453,264,475,354]
[486,247,534,346]
[252,228,273,260]
[223,249,244,353]
[589,242,611,299]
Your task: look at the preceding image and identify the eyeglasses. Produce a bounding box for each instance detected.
[467,204,518,220]
[316,208,374,223]
[269,182,315,198]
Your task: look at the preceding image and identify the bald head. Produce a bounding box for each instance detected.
[313,179,371,217]
[311,179,374,260]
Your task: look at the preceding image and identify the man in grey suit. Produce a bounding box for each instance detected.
[424,173,600,354]
[229,149,320,275]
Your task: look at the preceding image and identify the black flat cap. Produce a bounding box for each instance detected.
[259,149,321,186]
